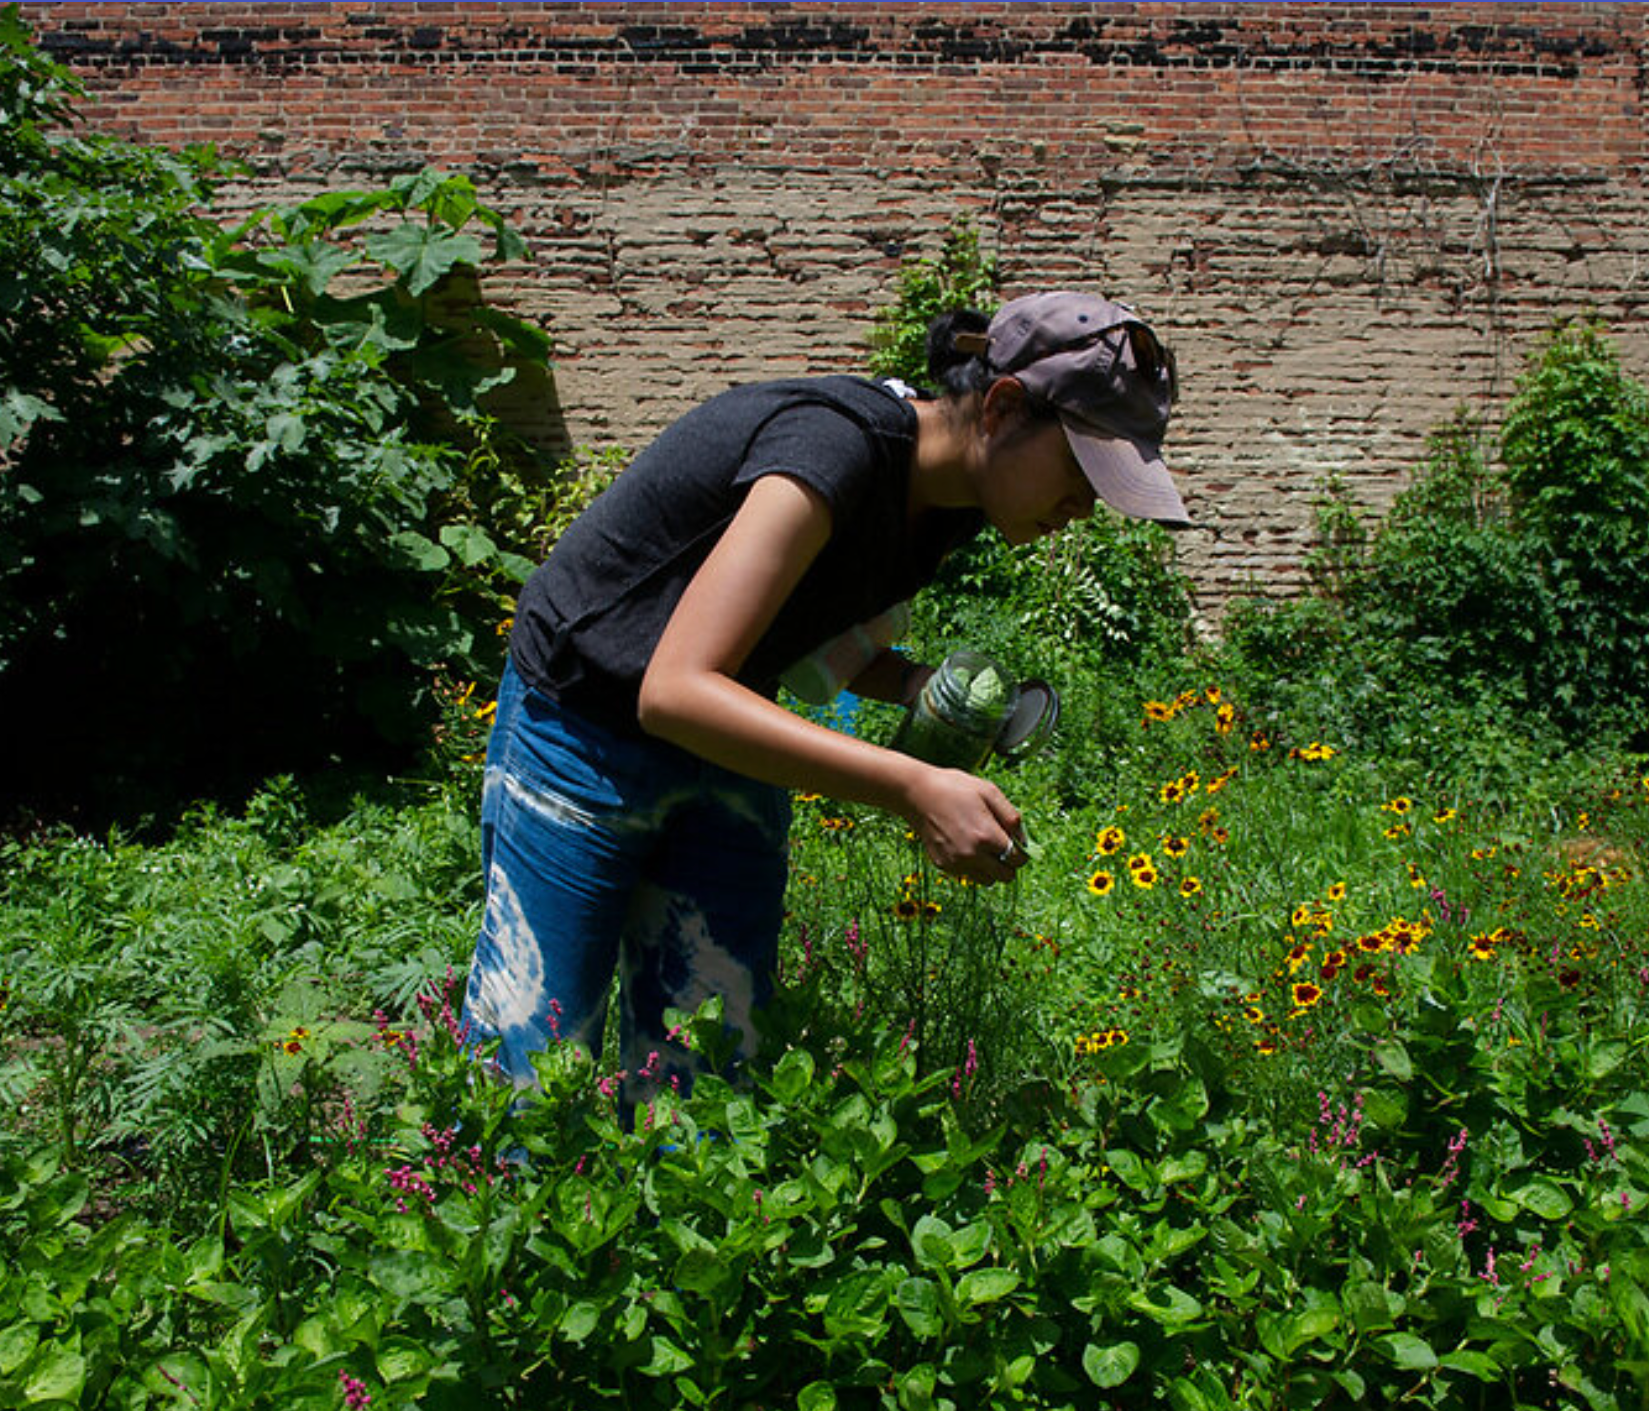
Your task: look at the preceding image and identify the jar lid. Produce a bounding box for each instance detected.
[994,679,1060,761]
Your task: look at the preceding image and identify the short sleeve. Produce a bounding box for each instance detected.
[731,403,879,523]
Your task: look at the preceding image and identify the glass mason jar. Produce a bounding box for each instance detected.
[889,649,1019,771]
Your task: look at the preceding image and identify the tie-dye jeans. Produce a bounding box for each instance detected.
[460,658,792,1095]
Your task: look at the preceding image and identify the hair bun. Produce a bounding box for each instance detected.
[925,308,990,387]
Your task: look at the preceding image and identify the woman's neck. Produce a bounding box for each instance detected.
[908,398,980,517]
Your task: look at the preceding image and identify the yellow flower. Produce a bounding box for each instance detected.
[1433,807,1458,825]
[1095,826,1126,856]
[1205,685,1223,704]
[1087,870,1116,896]
[1250,732,1272,753]
[1215,702,1236,734]
[1163,835,1190,859]
[1144,700,1175,722]
[893,897,921,920]
[1290,741,1337,762]
[819,816,855,832]
[1467,935,1498,961]
[1127,855,1159,889]
[1388,918,1427,954]
[1384,822,1412,840]
[1291,981,1324,1009]
[1383,796,1413,815]
[1179,876,1203,898]
[1159,778,1188,805]
[1206,767,1237,794]
[1326,881,1347,903]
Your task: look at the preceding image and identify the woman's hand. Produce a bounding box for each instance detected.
[901,764,1029,886]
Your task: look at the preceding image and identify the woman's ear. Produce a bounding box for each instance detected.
[979,376,1029,438]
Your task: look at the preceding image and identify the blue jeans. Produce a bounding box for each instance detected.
[460,659,792,1095]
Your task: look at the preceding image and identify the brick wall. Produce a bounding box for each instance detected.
[23,2,1649,617]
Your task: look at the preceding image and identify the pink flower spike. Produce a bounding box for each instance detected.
[338,1370,372,1410]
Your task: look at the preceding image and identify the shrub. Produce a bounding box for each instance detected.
[0,9,554,826]
[866,217,999,383]
[1501,318,1649,733]
[1224,319,1649,774]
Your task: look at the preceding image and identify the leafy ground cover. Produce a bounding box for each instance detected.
[1,668,1645,1409]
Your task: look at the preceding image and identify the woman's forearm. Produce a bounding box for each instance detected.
[637,666,1024,883]
[637,668,927,821]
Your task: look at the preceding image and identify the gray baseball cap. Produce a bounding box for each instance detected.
[966,291,1191,528]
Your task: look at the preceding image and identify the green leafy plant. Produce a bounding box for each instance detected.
[1500,317,1649,733]
[866,217,999,384]
[0,8,556,826]
[1225,319,1649,775]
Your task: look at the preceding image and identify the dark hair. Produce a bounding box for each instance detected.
[924,307,993,399]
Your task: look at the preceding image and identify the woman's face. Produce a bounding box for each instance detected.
[977,385,1098,546]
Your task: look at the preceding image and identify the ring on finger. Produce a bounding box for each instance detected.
[997,841,1017,865]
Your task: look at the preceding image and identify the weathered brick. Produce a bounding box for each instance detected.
[22,0,1649,615]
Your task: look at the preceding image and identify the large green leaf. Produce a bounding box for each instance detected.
[955,1268,1019,1307]
[894,1276,943,1338]
[23,1338,86,1404]
[1083,1340,1140,1389]
[364,223,483,297]
[1379,1332,1438,1371]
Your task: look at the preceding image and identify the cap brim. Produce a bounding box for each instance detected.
[1063,423,1193,528]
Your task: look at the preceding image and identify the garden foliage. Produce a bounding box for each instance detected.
[0,8,558,823]
[1224,318,1649,773]
[2,714,1646,1407]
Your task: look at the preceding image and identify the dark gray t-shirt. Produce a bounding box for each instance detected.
[510,375,982,731]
